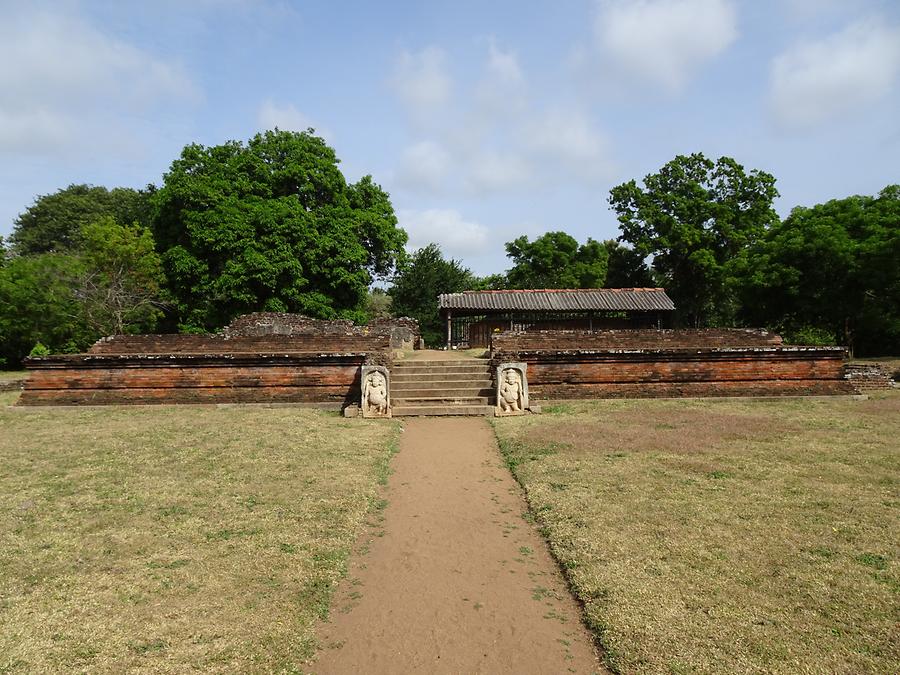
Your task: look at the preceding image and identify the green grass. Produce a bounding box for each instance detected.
[0,370,26,382]
[0,396,400,672]
[493,393,900,673]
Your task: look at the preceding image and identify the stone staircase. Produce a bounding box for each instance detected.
[391,359,495,416]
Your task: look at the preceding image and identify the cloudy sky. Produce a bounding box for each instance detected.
[1,0,898,275]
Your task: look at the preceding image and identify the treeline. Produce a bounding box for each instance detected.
[391,155,898,354]
[1,140,897,366]
[0,130,408,367]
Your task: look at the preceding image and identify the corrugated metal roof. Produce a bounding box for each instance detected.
[438,288,675,312]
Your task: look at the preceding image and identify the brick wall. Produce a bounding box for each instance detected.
[492,334,852,399]
[24,315,400,407]
[224,313,358,337]
[20,353,368,406]
[491,328,783,352]
[843,363,896,392]
[89,333,391,357]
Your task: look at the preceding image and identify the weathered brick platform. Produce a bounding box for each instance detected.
[20,328,393,407]
[491,329,854,399]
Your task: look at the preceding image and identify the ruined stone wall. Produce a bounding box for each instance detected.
[223,312,421,350]
[224,313,358,337]
[492,330,851,399]
[843,363,897,392]
[491,328,782,352]
[368,317,422,350]
[89,333,389,356]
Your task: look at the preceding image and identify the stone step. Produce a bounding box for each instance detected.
[393,395,492,406]
[392,362,491,373]
[392,404,495,417]
[391,379,492,391]
[392,388,493,399]
[391,372,492,383]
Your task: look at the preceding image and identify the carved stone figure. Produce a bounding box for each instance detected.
[499,369,523,412]
[361,366,391,418]
[495,362,528,416]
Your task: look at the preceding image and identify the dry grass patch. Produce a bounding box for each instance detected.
[494,394,900,674]
[0,399,399,673]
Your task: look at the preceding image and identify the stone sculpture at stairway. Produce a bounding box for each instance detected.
[495,362,528,416]
[361,365,391,418]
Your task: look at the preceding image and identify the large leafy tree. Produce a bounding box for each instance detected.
[740,185,899,355]
[603,240,656,288]
[389,244,477,346]
[0,253,93,365]
[609,153,778,326]
[505,231,608,289]
[151,129,407,330]
[10,184,152,255]
[75,217,166,336]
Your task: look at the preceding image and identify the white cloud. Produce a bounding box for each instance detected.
[388,42,614,197]
[486,40,524,86]
[390,47,452,113]
[0,109,73,154]
[394,140,452,192]
[397,208,490,257]
[257,100,331,140]
[465,150,534,193]
[594,0,738,92]
[522,107,613,180]
[474,39,527,120]
[770,17,900,129]
[0,8,198,154]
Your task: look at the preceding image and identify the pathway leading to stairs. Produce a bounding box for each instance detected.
[313,418,603,674]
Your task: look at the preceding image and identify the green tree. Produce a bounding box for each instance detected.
[603,240,656,288]
[75,217,166,336]
[505,231,608,289]
[0,253,92,365]
[740,185,899,355]
[152,129,406,331]
[389,244,477,346]
[10,184,152,255]
[609,153,779,326]
[471,273,509,291]
[365,288,393,321]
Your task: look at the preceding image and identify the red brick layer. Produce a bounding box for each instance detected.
[89,334,390,355]
[491,328,783,351]
[491,347,854,399]
[20,353,366,406]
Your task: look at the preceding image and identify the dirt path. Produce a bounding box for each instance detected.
[313,418,603,674]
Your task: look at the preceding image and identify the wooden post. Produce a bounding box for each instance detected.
[446,310,452,349]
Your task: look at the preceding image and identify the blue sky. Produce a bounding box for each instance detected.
[1,0,898,276]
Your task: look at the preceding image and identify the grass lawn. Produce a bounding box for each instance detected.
[493,394,900,674]
[0,392,399,672]
[0,370,26,382]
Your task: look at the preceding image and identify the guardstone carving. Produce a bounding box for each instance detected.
[361,365,391,418]
[495,362,528,416]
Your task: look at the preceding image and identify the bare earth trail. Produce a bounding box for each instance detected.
[314,418,603,674]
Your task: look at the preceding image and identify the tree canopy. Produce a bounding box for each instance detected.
[10,184,152,255]
[739,185,899,355]
[151,129,407,331]
[75,217,166,336]
[603,241,656,288]
[609,153,779,326]
[0,253,92,365]
[505,231,608,289]
[389,244,477,346]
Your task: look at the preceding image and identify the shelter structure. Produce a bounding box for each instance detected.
[438,288,676,349]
